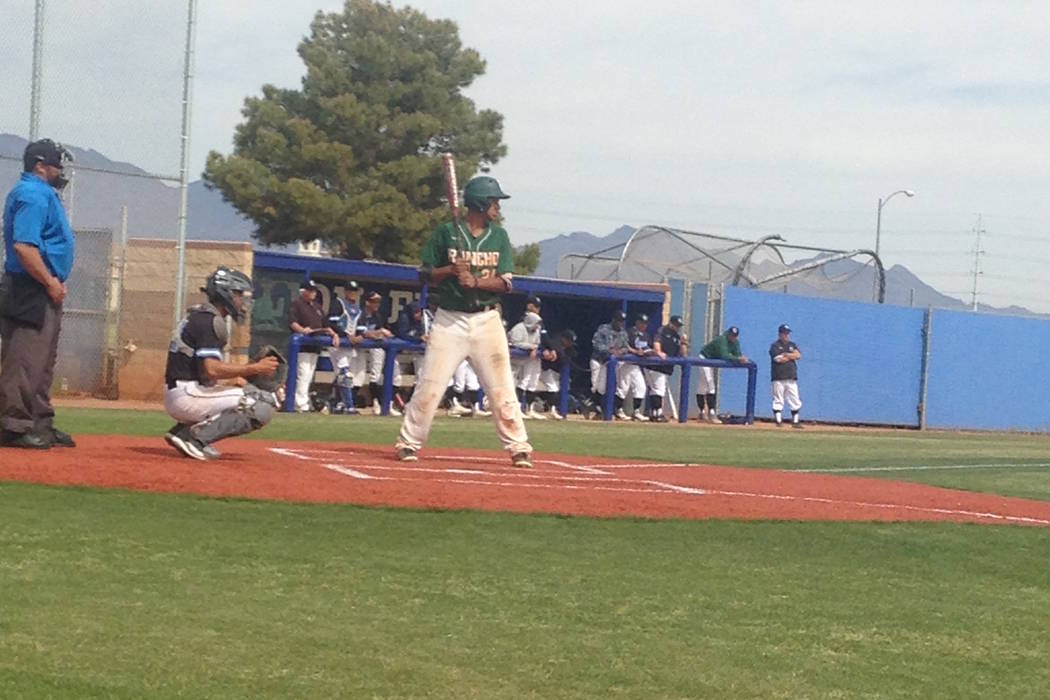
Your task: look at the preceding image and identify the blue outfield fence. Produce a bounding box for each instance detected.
[719,287,926,426]
[925,309,1050,431]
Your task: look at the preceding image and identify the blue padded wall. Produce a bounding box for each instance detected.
[925,309,1050,431]
[719,287,925,425]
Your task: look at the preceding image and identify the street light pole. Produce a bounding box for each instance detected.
[874,189,915,259]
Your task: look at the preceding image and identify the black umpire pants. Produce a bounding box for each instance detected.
[0,298,63,436]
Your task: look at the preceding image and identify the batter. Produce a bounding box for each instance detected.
[394,175,532,467]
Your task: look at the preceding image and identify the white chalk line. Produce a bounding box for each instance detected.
[278,448,1050,526]
[798,462,1050,474]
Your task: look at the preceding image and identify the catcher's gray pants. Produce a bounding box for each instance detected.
[0,300,62,435]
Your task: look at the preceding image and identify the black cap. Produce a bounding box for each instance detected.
[365,290,382,302]
[526,295,541,308]
[636,313,649,323]
[561,329,577,343]
[727,326,740,336]
[23,138,72,171]
[613,310,626,320]
[778,324,791,334]
[669,315,684,327]
[299,279,317,290]
[345,280,360,292]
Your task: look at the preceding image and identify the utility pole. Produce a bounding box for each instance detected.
[30,0,45,141]
[969,215,985,312]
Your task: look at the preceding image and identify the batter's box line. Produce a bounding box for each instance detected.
[321,462,658,486]
[270,447,613,475]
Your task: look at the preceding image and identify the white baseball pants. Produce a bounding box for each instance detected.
[537,368,560,393]
[294,351,318,411]
[645,368,668,397]
[396,308,530,454]
[697,354,716,394]
[165,381,245,425]
[452,360,480,392]
[771,379,802,412]
[512,355,541,391]
[616,363,646,400]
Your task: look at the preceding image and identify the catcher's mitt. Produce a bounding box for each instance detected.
[248,344,288,393]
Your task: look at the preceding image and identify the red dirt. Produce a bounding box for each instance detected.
[2,436,1049,526]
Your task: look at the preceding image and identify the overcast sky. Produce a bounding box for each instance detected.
[3,1,1050,310]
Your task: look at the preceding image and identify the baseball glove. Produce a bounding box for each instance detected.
[248,344,288,393]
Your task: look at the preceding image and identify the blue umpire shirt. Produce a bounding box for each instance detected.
[3,172,76,282]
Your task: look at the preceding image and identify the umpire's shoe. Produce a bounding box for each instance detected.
[49,428,76,447]
[1,430,51,449]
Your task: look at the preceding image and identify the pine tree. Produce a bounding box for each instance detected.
[204,0,507,263]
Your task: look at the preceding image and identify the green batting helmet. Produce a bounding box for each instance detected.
[462,176,510,212]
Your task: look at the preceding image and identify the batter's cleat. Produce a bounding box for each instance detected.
[396,447,418,462]
[511,452,533,468]
[166,430,208,461]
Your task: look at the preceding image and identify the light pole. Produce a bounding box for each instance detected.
[874,189,915,259]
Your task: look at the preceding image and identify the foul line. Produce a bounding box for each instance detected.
[798,462,1050,474]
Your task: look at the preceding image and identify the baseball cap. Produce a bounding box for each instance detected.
[23,138,72,171]
[344,280,360,292]
[526,295,541,308]
[778,323,791,334]
[669,315,684,327]
[727,326,740,336]
[365,290,382,302]
[636,313,649,323]
[613,310,627,320]
[299,279,317,290]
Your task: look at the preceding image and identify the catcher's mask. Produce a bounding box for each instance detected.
[203,266,253,324]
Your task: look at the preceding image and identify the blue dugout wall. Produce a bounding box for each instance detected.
[719,287,926,426]
[925,310,1050,431]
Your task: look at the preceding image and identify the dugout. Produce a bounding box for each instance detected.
[250,250,668,396]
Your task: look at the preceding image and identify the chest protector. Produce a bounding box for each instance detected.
[169,303,229,358]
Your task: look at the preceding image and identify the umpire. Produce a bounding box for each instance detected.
[0,139,76,449]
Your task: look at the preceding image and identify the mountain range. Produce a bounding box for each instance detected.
[1,133,1035,316]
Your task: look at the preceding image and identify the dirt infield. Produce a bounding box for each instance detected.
[3,436,1050,526]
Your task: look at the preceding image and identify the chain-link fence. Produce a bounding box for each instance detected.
[1,0,190,397]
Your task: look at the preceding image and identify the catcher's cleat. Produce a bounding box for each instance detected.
[396,447,418,462]
[201,444,222,459]
[511,452,533,468]
[165,430,208,461]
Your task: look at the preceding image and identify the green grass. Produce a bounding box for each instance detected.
[3,407,1050,697]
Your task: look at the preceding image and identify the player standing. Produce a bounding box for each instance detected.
[769,323,803,428]
[394,176,532,467]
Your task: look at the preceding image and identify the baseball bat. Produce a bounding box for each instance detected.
[441,152,460,225]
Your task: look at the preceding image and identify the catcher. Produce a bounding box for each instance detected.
[163,266,284,460]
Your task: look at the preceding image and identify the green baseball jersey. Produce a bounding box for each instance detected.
[422,221,515,311]
[700,333,743,360]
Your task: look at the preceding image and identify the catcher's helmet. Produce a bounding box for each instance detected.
[203,266,253,323]
[463,176,510,212]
